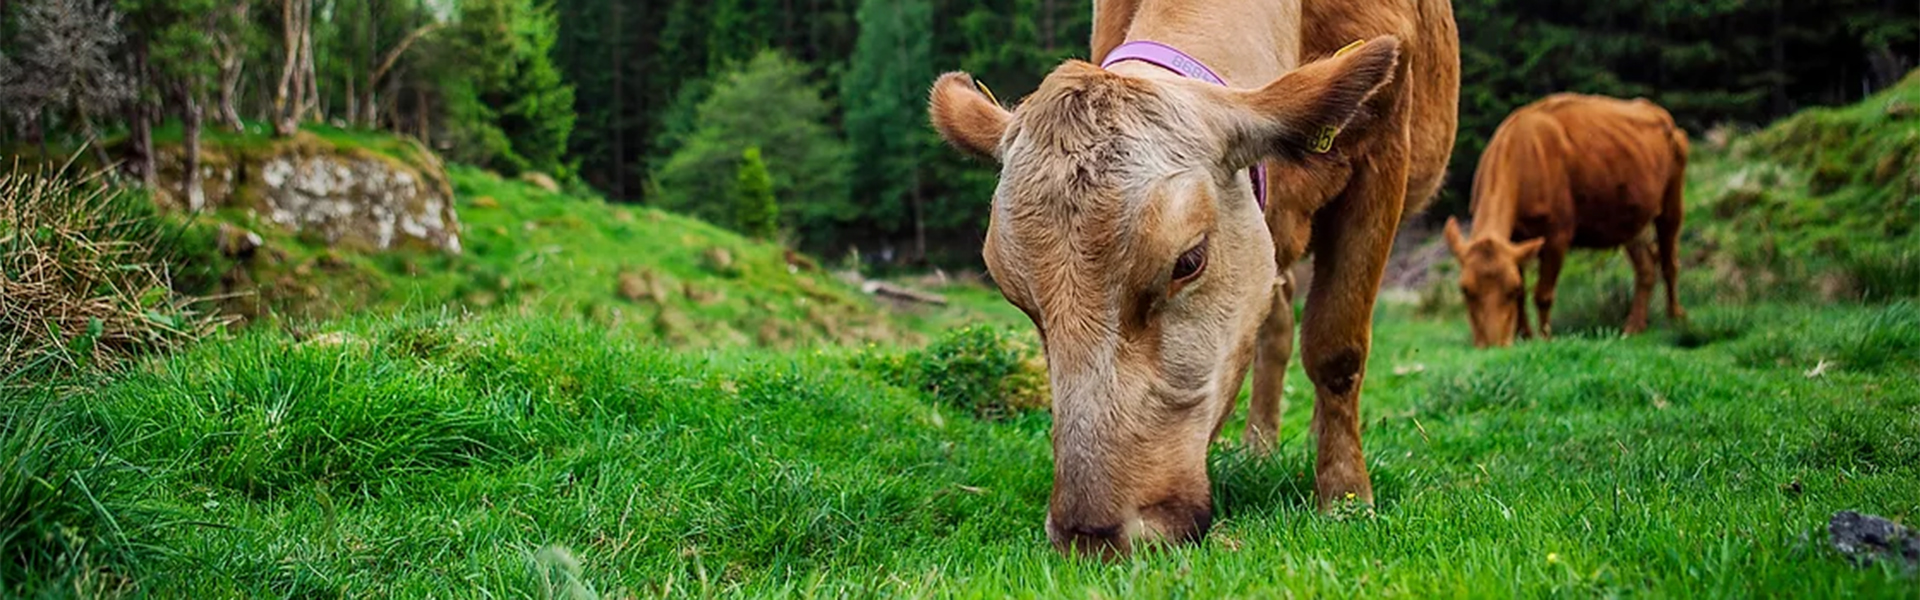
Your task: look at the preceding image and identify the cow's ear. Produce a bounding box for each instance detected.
[930,72,1012,161]
[1212,36,1400,169]
[1511,238,1546,263]
[1444,217,1468,258]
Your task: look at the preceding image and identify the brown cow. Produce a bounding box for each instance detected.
[928,0,1459,557]
[1445,93,1689,348]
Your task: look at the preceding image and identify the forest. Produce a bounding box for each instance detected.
[1,0,1916,267]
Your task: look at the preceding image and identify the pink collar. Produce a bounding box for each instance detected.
[1101,41,1269,210]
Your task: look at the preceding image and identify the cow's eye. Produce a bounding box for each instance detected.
[1172,236,1208,284]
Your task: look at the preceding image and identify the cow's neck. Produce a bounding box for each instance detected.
[1105,0,1302,87]
[1469,193,1521,243]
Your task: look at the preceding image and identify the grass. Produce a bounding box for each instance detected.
[1683,69,1920,302]
[6,296,1915,597]
[187,162,989,349]
[0,167,228,380]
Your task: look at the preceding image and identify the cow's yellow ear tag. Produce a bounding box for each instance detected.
[1312,39,1371,154]
[974,79,1000,106]
[1334,38,1368,58]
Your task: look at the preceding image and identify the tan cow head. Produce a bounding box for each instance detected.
[928,37,1401,558]
[1444,217,1544,348]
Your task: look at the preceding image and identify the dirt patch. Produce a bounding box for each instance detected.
[1289,223,1453,302]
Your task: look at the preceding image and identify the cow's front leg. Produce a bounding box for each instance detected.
[1533,240,1569,339]
[1300,168,1406,511]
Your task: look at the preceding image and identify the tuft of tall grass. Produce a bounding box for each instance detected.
[0,395,154,597]
[0,164,229,381]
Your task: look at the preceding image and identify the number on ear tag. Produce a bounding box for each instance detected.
[1311,126,1339,154]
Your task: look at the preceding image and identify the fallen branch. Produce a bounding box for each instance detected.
[862,281,948,306]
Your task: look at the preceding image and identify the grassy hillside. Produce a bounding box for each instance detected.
[171,134,1018,347]
[5,300,1915,596]
[1682,69,1920,301]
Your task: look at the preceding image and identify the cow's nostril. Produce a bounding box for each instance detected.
[1048,520,1130,559]
[1065,523,1122,542]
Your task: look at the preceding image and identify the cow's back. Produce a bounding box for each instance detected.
[1482,94,1684,248]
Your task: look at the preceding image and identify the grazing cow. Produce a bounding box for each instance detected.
[927,0,1459,557]
[1445,94,1689,348]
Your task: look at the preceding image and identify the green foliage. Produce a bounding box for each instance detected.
[732,146,779,240]
[439,0,577,177]
[841,0,933,241]
[648,51,852,247]
[1682,71,1920,303]
[912,325,1047,420]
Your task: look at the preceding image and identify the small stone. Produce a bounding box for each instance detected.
[470,196,500,209]
[1829,510,1920,569]
[704,247,736,274]
[520,172,560,193]
[217,223,263,259]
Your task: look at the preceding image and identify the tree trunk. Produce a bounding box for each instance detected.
[910,183,927,264]
[218,54,246,130]
[299,6,320,124]
[612,1,627,198]
[34,108,49,164]
[363,21,442,130]
[214,2,250,131]
[416,87,430,142]
[79,112,112,168]
[132,43,155,189]
[274,0,305,136]
[1042,0,1056,53]
[182,87,205,211]
[344,77,358,127]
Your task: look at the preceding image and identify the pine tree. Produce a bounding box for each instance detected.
[440,0,576,177]
[843,0,933,260]
[0,0,132,159]
[649,51,850,247]
[734,146,780,240]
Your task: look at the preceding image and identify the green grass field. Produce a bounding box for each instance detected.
[6,58,1917,600]
[7,297,1916,597]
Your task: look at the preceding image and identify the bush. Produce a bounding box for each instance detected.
[898,325,1048,420]
[0,168,227,380]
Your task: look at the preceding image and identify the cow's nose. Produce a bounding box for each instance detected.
[1142,502,1213,545]
[1046,517,1131,559]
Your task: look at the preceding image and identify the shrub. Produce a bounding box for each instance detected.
[0,168,227,380]
[860,325,1048,420]
[734,146,780,240]
[648,51,853,247]
[916,326,1049,419]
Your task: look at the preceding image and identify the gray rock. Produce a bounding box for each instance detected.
[1830,510,1920,569]
[153,133,461,255]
